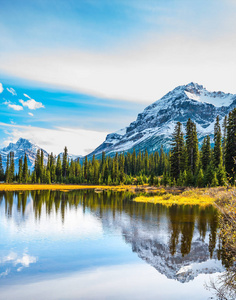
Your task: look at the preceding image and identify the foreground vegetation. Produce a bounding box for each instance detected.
[134,189,215,206]
[134,187,236,206]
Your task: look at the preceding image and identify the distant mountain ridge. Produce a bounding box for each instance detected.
[0,138,81,171]
[88,82,236,157]
[0,138,48,171]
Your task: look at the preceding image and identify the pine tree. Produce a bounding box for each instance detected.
[5,153,10,183]
[7,152,15,183]
[204,160,215,186]
[196,168,204,187]
[186,119,199,174]
[62,147,68,178]
[144,149,149,175]
[0,154,4,181]
[170,122,185,180]
[217,163,227,186]
[18,157,23,183]
[83,156,88,182]
[40,149,44,182]
[34,149,41,182]
[46,169,51,184]
[201,135,211,170]
[225,108,236,183]
[213,115,223,167]
[23,153,28,183]
[211,172,219,187]
[222,115,227,165]
[56,155,62,182]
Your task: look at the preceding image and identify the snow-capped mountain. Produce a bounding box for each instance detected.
[0,138,48,171]
[89,83,236,157]
[0,138,82,171]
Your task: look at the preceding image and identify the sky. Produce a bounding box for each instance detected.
[0,0,235,155]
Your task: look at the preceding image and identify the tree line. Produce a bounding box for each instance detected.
[0,108,236,187]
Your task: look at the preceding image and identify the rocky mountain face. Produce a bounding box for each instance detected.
[0,138,48,171]
[89,82,236,157]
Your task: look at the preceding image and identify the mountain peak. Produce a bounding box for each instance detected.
[185,82,203,90]
[88,83,236,158]
[16,138,32,146]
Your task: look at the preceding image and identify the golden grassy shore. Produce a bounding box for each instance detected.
[0,183,133,192]
[134,187,236,206]
[0,184,235,207]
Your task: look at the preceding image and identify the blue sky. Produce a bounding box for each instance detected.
[0,0,235,154]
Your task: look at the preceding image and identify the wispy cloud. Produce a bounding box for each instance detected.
[0,1,235,103]
[19,98,44,110]
[6,87,17,96]
[3,101,23,111]
[23,93,31,99]
[28,112,34,117]
[0,83,3,93]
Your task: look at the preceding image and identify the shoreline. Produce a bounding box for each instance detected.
[0,184,235,207]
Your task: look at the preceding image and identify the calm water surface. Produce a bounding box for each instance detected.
[0,190,225,299]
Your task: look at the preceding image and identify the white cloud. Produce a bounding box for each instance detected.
[2,252,17,263]
[15,253,37,268]
[6,87,17,96]
[23,93,31,99]
[0,122,108,155]
[19,99,44,110]
[28,112,34,116]
[4,101,23,111]
[0,83,3,93]
[1,251,37,274]
[8,104,23,111]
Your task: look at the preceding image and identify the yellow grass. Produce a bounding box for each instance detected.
[134,189,215,206]
[0,183,134,192]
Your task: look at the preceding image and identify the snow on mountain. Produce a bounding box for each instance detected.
[0,138,49,171]
[88,82,236,157]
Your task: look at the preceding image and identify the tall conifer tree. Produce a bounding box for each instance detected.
[18,157,23,183]
[0,154,4,181]
[170,122,185,180]
[23,153,28,183]
[213,115,222,167]
[186,118,199,174]
[225,108,236,182]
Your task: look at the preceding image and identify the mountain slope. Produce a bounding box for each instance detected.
[89,83,236,157]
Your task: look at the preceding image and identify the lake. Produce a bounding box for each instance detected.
[0,190,225,299]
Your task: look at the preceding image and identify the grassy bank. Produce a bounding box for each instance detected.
[134,187,236,207]
[0,183,134,192]
[134,189,214,206]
